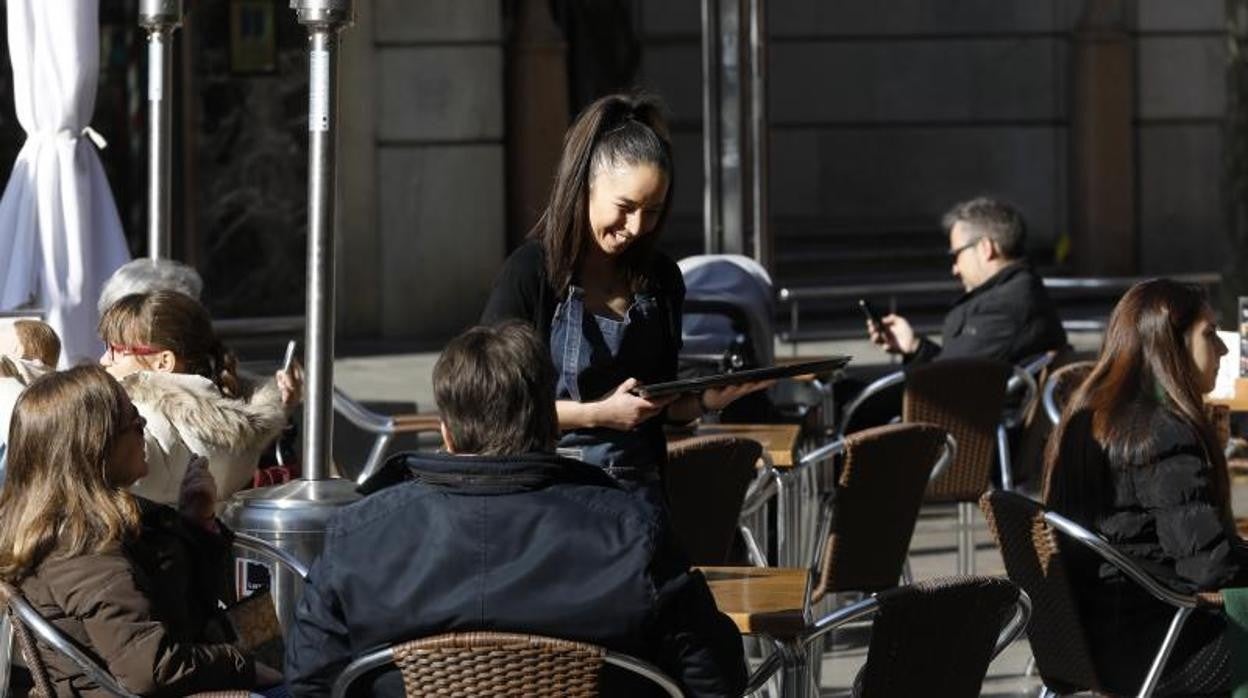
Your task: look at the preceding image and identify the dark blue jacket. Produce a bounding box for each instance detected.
[284,452,746,697]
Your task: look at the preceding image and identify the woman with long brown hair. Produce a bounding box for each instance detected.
[1044,278,1244,693]
[0,366,282,695]
[98,290,300,505]
[482,94,766,503]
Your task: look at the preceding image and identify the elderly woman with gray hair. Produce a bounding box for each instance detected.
[97,258,204,315]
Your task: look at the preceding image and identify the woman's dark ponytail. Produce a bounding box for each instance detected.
[533,93,673,295]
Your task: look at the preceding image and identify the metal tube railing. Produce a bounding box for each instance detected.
[777,271,1221,343]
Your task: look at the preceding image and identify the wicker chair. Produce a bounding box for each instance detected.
[902,358,1013,575]
[331,631,682,698]
[805,423,948,602]
[1041,361,1095,426]
[745,576,1031,698]
[979,490,1225,697]
[665,435,764,565]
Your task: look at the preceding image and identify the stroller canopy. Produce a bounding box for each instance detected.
[678,254,775,368]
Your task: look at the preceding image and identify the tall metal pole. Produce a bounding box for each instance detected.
[293,0,350,481]
[748,0,771,271]
[139,0,182,260]
[701,0,722,254]
[220,0,358,633]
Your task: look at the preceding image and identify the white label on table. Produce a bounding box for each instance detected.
[309,49,330,132]
[148,40,163,102]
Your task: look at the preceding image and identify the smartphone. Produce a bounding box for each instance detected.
[858,299,885,330]
[282,340,298,372]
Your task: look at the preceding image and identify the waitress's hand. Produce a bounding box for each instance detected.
[700,379,777,413]
[594,378,678,431]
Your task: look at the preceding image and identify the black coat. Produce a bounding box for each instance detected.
[1053,409,1248,692]
[910,262,1067,364]
[283,452,747,697]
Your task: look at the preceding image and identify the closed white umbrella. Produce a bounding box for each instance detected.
[0,0,130,365]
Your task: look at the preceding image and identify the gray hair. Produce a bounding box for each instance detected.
[97,259,203,315]
[941,197,1028,260]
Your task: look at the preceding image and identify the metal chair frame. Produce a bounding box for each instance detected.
[330,632,684,698]
[331,388,442,485]
[1038,507,1215,698]
[0,533,301,698]
[232,531,311,581]
[1041,361,1095,427]
[743,581,1033,697]
[837,363,1038,492]
[1,580,139,698]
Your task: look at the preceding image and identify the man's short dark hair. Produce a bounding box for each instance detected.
[941,197,1027,260]
[433,322,558,455]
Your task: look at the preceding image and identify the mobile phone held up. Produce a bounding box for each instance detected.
[282,340,298,372]
[858,299,885,331]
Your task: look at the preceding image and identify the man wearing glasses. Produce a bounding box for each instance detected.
[867,197,1067,364]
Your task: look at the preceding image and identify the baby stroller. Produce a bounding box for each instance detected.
[679,254,775,373]
[679,255,824,425]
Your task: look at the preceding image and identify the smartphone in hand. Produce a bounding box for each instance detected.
[858,299,885,331]
[282,340,298,372]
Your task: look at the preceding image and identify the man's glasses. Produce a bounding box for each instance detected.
[947,237,982,259]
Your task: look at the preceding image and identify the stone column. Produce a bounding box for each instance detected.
[1070,0,1136,275]
[505,0,568,247]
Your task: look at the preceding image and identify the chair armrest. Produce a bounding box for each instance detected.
[797,438,845,467]
[992,591,1032,658]
[929,433,957,483]
[233,532,311,580]
[742,597,882,695]
[1196,591,1225,609]
[1043,511,1203,609]
[1003,366,1039,428]
[740,471,779,518]
[838,371,904,435]
[391,413,442,434]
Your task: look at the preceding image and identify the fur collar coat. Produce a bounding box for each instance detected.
[123,370,286,506]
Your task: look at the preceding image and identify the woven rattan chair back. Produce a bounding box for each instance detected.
[811,423,946,599]
[979,490,1101,694]
[665,435,762,565]
[854,576,1022,698]
[903,358,1012,503]
[333,631,682,698]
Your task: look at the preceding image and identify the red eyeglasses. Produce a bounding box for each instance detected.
[107,343,164,360]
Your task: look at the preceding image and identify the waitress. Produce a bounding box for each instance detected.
[482,93,766,502]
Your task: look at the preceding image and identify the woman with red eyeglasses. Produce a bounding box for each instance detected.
[98,290,301,506]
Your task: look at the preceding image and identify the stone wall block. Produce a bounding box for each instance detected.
[374,0,502,43]
[377,46,503,141]
[379,146,505,338]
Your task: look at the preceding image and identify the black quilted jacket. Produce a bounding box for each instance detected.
[1054,408,1248,691]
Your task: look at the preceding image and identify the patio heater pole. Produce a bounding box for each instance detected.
[220,0,359,632]
[139,0,182,260]
[295,0,348,481]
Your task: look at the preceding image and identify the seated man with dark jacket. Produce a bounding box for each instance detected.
[868,196,1067,364]
[284,322,747,697]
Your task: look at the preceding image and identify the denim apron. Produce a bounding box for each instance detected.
[551,285,671,502]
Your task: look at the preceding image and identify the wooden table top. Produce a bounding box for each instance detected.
[671,423,801,468]
[698,566,807,640]
[1208,378,1248,412]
